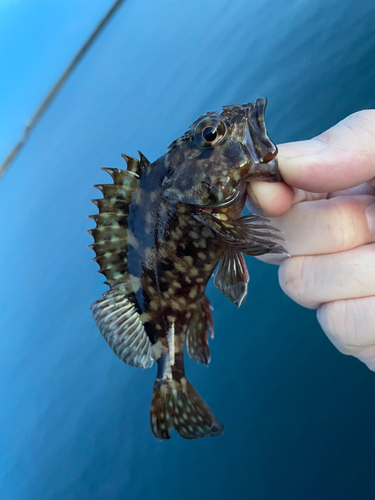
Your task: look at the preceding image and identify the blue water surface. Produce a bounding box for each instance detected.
[1,0,375,499]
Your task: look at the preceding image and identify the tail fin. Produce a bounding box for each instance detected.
[150,377,225,440]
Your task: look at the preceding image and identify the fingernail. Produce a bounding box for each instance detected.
[278,139,326,159]
[365,202,375,235]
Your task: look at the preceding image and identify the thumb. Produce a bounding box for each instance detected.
[278,110,375,193]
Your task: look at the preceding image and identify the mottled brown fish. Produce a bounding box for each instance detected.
[89,98,286,440]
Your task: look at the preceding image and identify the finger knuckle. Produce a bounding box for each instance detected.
[349,110,375,135]
[342,111,375,147]
[318,110,375,148]
[326,199,361,251]
[279,256,317,308]
[318,300,364,354]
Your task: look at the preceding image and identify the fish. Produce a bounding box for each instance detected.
[88,97,287,440]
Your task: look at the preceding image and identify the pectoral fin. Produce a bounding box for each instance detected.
[193,212,288,256]
[214,246,249,307]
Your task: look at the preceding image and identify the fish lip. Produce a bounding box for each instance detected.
[263,158,282,182]
[244,99,281,182]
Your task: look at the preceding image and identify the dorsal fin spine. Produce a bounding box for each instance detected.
[137,150,151,168]
[121,153,143,176]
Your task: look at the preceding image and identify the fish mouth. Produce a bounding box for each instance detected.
[163,182,246,209]
[204,183,247,208]
[244,98,281,182]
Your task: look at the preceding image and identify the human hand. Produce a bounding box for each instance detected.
[247,110,375,370]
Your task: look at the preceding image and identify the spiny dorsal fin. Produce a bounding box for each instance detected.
[88,165,141,288]
[90,197,128,213]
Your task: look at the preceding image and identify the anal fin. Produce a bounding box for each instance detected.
[91,289,154,368]
[186,295,214,365]
[214,246,249,307]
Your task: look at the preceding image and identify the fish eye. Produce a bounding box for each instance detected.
[194,118,227,148]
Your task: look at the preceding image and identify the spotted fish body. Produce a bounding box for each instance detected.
[89,98,286,440]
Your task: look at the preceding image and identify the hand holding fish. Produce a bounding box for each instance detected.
[248,110,375,371]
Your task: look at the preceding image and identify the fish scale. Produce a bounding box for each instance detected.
[89,98,287,440]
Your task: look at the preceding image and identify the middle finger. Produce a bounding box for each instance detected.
[267,194,375,257]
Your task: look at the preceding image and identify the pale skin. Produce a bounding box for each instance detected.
[246,110,375,371]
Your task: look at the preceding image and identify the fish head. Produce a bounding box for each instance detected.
[163,98,280,207]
